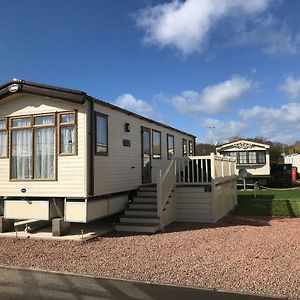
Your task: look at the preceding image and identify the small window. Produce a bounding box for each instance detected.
[60,113,75,124]
[182,139,187,156]
[189,140,193,156]
[0,118,8,158]
[12,117,31,128]
[167,134,175,160]
[34,115,55,126]
[95,113,108,155]
[152,130,161,159]
[59,112,77,155]
[0,119,7,129]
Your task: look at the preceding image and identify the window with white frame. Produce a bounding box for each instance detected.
[239,151,247,164]
[248,151,257,164]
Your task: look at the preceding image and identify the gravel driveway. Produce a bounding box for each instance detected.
[0,216,299,299]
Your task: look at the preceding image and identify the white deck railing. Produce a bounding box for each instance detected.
[157,153,236,230]
[175,153,236,184]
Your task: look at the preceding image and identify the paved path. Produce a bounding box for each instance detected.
[0,267,282,300]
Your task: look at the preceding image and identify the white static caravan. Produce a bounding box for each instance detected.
[0,79,237,235]
[216,139,270,185]
[284,153,300,173]
[0,80,192,230]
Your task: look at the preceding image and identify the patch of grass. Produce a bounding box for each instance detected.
[235,189,300,217]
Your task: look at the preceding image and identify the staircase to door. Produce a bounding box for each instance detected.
[114,184,160,233]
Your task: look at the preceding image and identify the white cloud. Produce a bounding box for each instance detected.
[230,25,300,56]
[172,76,251,114]
[200,118,248,144]
[239,103,300,143]
[136,0,270,55]
[279,76,300,100]
[115,94,153,116]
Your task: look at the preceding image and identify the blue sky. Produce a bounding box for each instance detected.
[1,0,300,144]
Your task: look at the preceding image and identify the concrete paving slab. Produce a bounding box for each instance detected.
[0,216,114,241]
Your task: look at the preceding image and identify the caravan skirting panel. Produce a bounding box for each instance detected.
[64,195,128,223]
[4,200,58,220]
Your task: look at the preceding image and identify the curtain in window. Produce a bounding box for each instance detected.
[60,126,75,154]
[34,127,55,179]
[12,129,32,179]
[249,152,257,164]
[60,114,74,123]
[0,131,7,157]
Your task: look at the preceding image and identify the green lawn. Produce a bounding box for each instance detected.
[235,189,300,217]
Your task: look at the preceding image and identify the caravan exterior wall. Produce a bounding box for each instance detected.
[93,102,195,196]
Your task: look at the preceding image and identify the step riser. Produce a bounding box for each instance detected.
[137,192,157,197]
[138,187,157,192]
[120,217,159,224]
[129,204,157,210]
[133,198,157,204]
[125,210,157,217]
[115,225,159,233]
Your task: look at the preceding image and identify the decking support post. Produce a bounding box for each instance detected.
[0,217,14,233]
[52,218,71,237]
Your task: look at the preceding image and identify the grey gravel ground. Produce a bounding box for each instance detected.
[0,216,299,299]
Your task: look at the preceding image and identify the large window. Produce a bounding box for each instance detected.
[238,152,247,164]
[222,151,266,165]
[167,134,175,160]
[59,112,77,155]
[0,118,8,158]
[182,138,187,156]
[8,111,77,181]
[152,130,161,159]
[11,114,56,180]
[248,151,257,164]
[95,113,108,155]
[258,151,266,164]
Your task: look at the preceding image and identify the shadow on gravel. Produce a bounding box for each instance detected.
[163,216,272,234]
[104,216,273,238]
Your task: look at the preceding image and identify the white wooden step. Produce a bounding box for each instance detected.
[129,203,157,210]
[120,216,159,224]
[124,209,157,217]
[115,223,159,233]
